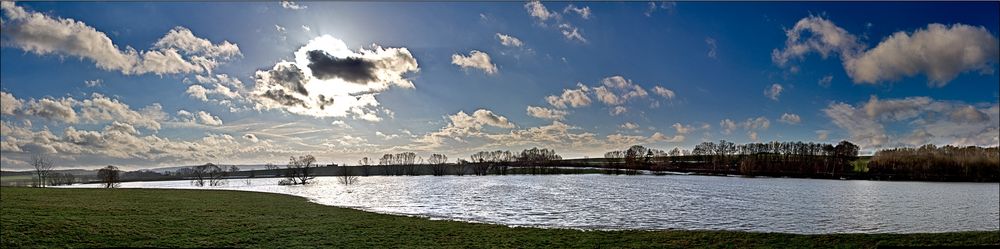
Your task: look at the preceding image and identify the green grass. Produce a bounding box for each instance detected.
[1,187,997,248]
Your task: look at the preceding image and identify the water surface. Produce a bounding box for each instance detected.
[69,174,1000,234]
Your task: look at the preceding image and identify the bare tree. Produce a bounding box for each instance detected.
[97,165,121,188]
[191,163,226,187]
[281,155,316,185]
[338,166,359,185]
[428,154,448,176]
[30,154,54,188]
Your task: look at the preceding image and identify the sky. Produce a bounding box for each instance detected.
[1,1,998,170]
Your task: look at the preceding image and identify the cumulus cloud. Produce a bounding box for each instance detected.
[84,79,103,88]
[280,1,307,10]
[450,109,514,130]
[823,96,998,148]
[620,122,639,130]
[845,23,999,86]
[250,35,418,120]
[719,119,737,135]
[524,1,587,43]
[779,113,801,124]
[764,83,783,101]
[1,120,275,167]
[610,106,628,116]
[176,110,223,126]
[526,106,568,120]
[451,50,498,75]
[545,83,591,109]
[496,33,524,47]
[563,4,592,19]
[672,123,693,134]
[0,2,240,75]
[652,86,675,100]
[1,91,23,115]
[24,97,78,123]
[720,117,770,138]
[2,92,165,130]
[773,15,999,86]
[78,93,165,130]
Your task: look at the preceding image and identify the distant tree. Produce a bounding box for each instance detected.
[30,154,54,188]
[97,165,121,188]
[281,155,316,185]
[338,166,359,185]
[428,154,448,176]
[47,173,75,186]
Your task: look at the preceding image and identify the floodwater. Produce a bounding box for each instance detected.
[68,174,1000,234]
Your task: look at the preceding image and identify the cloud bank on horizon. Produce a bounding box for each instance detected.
[1,1,998,170]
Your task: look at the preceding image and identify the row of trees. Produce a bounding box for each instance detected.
[868,144,999,181]
[603,140,862,178]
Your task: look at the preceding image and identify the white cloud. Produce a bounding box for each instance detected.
[545,83,591,109]
[496,33,524,47]
[301,25,311,32]
[250,35,418,120]
[672,123,693,134]
[771,15,862,67]
[610,106,628,116]
[375,131,399,140]
[774,15,999,86]
[779,113,801,124]
[176,110,223,126]
[451,50,498,75]
[652,86,675,100]
[0,3,240,76]
[450,109,514,130]
[24,97,78,123]
[524,1,587,43]
[559,24,587,43]
[845,23,999,86]
[823,96,998,149]
[620,122,639,130]
[644,1,677,17]
[705,37,718,59]
[720,119,738,135]
[526,106,568,120]
[1,91,24,115]
[281,1,307,10]
[764,83,783,101]
[563,4,592,19]
[84,79,103,88]
[78,93,165,130]
[524,1,556,22]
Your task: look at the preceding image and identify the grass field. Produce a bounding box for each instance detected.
[1,187,997,248]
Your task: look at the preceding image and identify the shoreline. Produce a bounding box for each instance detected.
[3,187,997,248]
[57,176,1000,235]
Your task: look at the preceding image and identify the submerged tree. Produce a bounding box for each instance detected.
[97,165,121,188]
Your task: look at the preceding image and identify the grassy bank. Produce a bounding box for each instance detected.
[1,188,997,248]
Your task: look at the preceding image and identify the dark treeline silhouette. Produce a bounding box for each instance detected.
[868,144,999,181]
[40,141,995,185]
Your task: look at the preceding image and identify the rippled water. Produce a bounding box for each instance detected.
[69,174,1000,234]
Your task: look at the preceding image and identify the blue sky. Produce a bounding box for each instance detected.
[1,1,998,170]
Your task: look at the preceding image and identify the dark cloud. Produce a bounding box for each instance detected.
[306,50,377,83]
[262,63,309,95]
[317,94,335,110]
[259,89,305,108]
